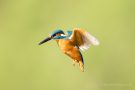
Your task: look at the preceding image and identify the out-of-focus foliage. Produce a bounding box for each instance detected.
[0,0,135,90]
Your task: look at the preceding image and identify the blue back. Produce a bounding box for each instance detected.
[67,31,72,37]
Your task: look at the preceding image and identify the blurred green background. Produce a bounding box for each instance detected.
[0,0,135,90]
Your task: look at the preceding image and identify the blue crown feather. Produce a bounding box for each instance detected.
[50,29,64,36]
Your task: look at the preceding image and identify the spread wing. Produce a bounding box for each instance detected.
[69,28,100,51]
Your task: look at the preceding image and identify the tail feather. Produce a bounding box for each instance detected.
[79,61,84,72]
[79,50,84,64]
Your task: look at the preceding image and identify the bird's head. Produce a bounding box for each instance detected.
[39,29,66,45]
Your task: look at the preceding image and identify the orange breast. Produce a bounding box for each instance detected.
[57,39,82,61]
[57,39,75,52]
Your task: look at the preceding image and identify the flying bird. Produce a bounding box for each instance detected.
[39,28,99,72]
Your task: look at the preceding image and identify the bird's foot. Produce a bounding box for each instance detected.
[72,60,77,67]
[72,61,75,67]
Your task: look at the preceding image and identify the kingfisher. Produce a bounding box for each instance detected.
[39,28,99,72]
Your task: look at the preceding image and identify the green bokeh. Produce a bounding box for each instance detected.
[0,0,135,90]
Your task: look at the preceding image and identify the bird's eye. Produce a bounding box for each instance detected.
[52,33,61,38]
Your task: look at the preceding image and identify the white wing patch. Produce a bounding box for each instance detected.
[79,32,100,51]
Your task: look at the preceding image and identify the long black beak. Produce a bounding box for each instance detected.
[39,37,52,45]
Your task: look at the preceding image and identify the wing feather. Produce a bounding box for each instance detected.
[69,28,100,51]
